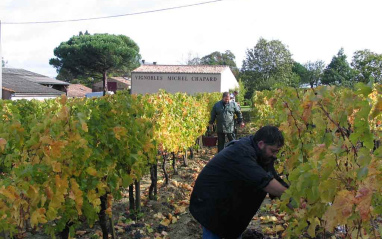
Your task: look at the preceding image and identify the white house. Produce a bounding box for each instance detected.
[131,65,238,95]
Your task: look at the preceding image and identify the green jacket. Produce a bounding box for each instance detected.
[209,100,243,133]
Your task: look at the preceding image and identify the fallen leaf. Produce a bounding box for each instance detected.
[174,205,187,215]
[274,225,284,232]
[260,215,278,224]
[115,225,125,233]
[75,230,87,236]
[154,212,165,219]
[179,200,189,205]
[171,180,179,187]
[160,218,171,227]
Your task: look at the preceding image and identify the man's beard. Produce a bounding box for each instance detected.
[259,148,276,165]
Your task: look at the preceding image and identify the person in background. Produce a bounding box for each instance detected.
[230,90,239,103]
[209,92,244,152]
[190,126,291,239]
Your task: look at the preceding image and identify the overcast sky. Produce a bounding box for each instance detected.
[1,0,382,78]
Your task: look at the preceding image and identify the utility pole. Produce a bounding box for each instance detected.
[0,20,2,99]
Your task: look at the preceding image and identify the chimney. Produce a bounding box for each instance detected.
[153,62,157,65]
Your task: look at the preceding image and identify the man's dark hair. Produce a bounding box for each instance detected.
[222,92,230,98]
[253,126,284,147]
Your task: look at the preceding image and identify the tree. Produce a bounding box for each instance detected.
[200,50,239,78]
[187,50,240,78]
[78,30,90,36]
[322,48,354,86]
[301,60,325,88]
[50,33,141,95]
[241,38,294,97]
[292,61,307,79]
[292,61,308,88]
[351,49,382,84]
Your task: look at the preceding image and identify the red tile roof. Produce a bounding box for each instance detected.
[67,84,92,97]
[109,77,131,86]
[132,65,229,74]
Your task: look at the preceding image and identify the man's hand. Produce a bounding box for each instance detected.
[263,179,288,198]
[240,122,245,128]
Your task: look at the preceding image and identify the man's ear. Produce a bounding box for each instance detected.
[257,141,265,150]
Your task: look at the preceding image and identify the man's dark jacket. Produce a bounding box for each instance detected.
[189,136,288,238]
[209,100,243,133]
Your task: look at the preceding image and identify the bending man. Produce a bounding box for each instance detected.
[190,126,290,239]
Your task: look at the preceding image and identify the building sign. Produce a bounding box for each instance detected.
[131,73,221,94]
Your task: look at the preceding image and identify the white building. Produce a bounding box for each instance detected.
[131,65,238,95]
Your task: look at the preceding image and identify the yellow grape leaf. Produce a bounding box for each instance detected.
[50,141,66,158]
[0,138,7,152]
[0,185,18,201]
[81,122,88,132]
[86,167,97,176]
[46,207,57,220]
[40,194,47,207]
[70,179,83,215]
[307,217,321,238]
[87,190,101,208]
[302,101,313,123]
[57,106,69,121]
[370,97,382,119]
[45,186,53,200]
[52,161,62,173]
[27,185,39,206]
[113,127,127,140]
[60,94,67,105]
[105,207,112,217]
[106,194,113,217]
[55,175,69,194]
[30,208,47,227]
[355,186,373,221]
[40,135,51,145]
[319,180,337,203]
[49,194,64,209]
[323,190,355,231]
[143,142,155,153]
